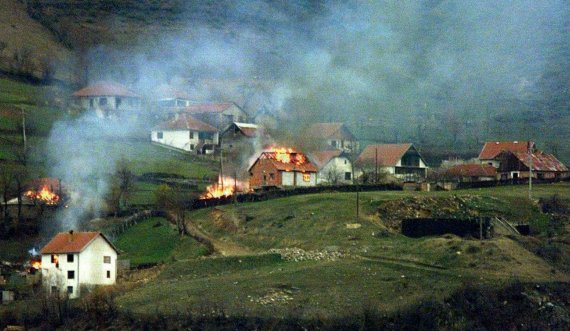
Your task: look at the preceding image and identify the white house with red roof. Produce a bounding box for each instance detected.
[309,150,353,184]
[151,114,219,154]
[306,123,359,153]
[72,81,141,118]
[177,102,249,129]
[40,231,118,299]
[355,143,428,181]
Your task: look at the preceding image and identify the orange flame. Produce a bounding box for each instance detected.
[31,260,41,269]
[25,185,60,205]
[200,176,247,199]
[266,147,307,165]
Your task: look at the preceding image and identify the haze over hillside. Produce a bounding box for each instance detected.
[3,0,570,162]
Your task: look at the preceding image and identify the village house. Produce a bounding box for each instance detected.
[40,231,118,299]
[309,150,353,185]
[495,150,568,180]
[306,123,359,153]
[478,141,531,167]
[444,164,498,182]
[249,150,318,188]
[72,81,141,118]
[176,102,249,130]
[220,122,260,150]
[154,84,192,108]
[356,143,429,181]
[151,114,219,154]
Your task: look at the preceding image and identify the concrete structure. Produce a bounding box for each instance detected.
[309,150,353,184]
[151,114,219,154]
[72,81,141,118]
[356,144,428,181]
[248,151,318,188]
[40,231,118,299]
[306,123,359,153]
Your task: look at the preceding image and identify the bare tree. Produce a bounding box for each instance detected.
[324,163,342,185]
[154,184,197,236]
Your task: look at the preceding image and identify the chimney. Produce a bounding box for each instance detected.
[68,230,74,242]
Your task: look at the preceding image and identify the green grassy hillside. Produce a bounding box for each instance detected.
[115,184,570,317]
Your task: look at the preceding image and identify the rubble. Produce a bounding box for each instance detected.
[268,248,346,262]
[252,289,294,305]
[376,195,488,230]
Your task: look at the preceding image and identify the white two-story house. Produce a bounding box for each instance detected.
[151,114,219,154]
[40,231,118,299]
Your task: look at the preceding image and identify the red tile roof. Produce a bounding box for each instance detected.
[234,123,258,137]
[479,141,530,160]
[40,231,115,254]
[509,151,568,172]
[309,150,344,169]
[72,81,139,98]
[445,164,497,178]
[356,144,413,167]
[181,102,236,114]
[307,123,356,140]
[154,115,218,132]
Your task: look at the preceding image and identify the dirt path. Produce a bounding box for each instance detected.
[185,220,251,256]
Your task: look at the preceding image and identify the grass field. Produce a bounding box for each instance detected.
[113,217,209,267]
[114,183,570,317]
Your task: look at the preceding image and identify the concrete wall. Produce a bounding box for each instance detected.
[151,130,200,152]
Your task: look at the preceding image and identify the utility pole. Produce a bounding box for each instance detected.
[375,147,378,183]
[219,147,224,190]
[233,170,237,206]
[528,141,533,200]
[21,107,27,152]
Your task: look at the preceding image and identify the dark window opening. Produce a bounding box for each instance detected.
[104,256,111,264]
[116,97,122,109]
[67,286,73,294]
[99,97,108,106]
[106,270,111,279]
[67,271,75,279]
[67,254,74,263]
[157,132,163,139]
[190,131,194,139]
[345,172,352,180]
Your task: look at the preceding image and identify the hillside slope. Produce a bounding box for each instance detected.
[0,0,73,81]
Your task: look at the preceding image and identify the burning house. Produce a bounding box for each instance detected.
[248,148,318,188]
[40,231,117,299]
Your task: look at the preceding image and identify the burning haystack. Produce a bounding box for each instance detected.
[248,147,318,188]
[200,175,249,199]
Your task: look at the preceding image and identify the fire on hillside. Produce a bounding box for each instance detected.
[200,175,248,199]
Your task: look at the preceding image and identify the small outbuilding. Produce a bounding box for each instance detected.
[444,164,498,182]
[40,231,118,299]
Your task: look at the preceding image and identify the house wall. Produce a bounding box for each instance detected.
[152,129,219,152]
[317,157,353,184]
[294,172,317,186]
[40,237,116,299]
[325,139,359,153]
[249,160,283,188]
[79,236,117,288]
[282,172,294,186]
[77,96,141,117]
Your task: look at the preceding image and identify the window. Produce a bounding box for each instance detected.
[331,140,337,147]
[157,132,163,139]
[103,256,111,264]
[67,254,74,263]
[89,99,94,108]
[190,144,195,150]
[106,270,111,279]
[67,271,75,279]
[345,172,352,180]
[269,173,275,180]
[51,254,59,268]
[344,160,348,165]
[303,174,311,182]
[116,97,122,109]
[99,97,108,106]
[67,286,73,294]
[189,131,194,139]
